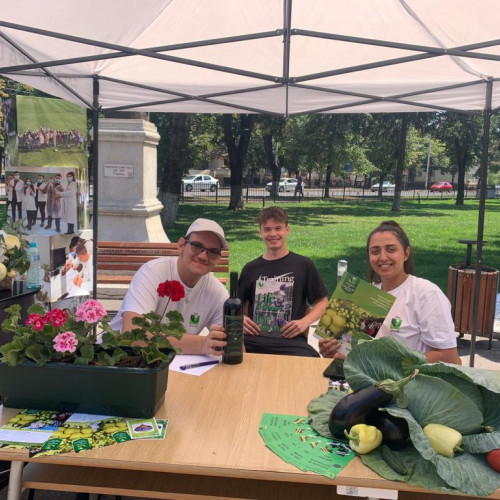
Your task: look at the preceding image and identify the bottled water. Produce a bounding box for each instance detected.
[26,242,41,289]
[337,259,348,284]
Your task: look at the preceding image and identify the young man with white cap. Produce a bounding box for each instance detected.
[110,218,229,355]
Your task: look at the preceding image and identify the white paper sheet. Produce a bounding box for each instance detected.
[169,354,220,376]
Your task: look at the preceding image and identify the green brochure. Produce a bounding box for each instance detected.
[259,413,355,479]
[316,272,396,355]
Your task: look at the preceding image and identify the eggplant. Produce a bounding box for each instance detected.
[328,370,418,438]
[367,410,410,449]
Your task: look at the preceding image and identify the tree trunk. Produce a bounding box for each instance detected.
[392,115,409,212]
[324,165,332,198]
[158,191,181,229]
[159,113,191,228]
[455,137,467,206]
[223,114,255,209]
[264,134,280,196]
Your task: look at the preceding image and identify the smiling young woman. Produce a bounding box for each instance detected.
[320,220,460,364]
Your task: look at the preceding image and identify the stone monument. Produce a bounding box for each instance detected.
[96,118,168,242]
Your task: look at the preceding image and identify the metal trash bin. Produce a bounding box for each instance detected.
[447,264,498,346]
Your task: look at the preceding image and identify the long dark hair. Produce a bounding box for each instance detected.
[366,220,415,283]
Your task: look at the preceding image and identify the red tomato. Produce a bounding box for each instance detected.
[487,449,500,473]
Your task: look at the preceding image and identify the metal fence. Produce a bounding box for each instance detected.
[179,183,500,204]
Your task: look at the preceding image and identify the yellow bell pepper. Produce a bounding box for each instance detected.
[423,423,463,457]
[344,424,382,454]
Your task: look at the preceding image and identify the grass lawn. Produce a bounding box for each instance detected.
[167,199,500,295]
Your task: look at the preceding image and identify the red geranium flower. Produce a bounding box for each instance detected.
[25,314,45,331]
[157,280,185,323]
[157,280,185,302]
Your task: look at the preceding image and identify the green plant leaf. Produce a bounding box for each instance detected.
[77,344,95,365]
[462,430,500,454]
[402,374,483,435]
[383,407,500,497]
[344,336,427,392]
[27,303,45,316]
[307,389,346,438]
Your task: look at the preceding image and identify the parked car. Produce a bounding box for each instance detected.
[182,174,219,192]
[371,181,395,192]
[266,178,298,192]
[430,181,453,192]
[465,178,479,190]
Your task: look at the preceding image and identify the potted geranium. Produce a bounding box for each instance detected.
[0,281,186,418]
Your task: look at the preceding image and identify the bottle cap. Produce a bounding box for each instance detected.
[29,242,37,248]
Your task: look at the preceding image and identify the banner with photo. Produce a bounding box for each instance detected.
[2,95,92,303]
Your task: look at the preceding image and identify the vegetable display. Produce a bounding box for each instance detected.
[328,370,417,438]
[344,424,382,454]
[423,423,463,457]
[487,449,500,473]
[307,337,500,497]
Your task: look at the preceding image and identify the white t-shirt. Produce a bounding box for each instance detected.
[110,256,229,335]
[375,274,457,353]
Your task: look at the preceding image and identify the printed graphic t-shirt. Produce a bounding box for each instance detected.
[238,252,327,337]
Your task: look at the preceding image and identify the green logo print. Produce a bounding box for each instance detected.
[390,317,402,331]
[190,313,200,326]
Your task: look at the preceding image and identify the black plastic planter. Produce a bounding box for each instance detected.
[0,349,176,418]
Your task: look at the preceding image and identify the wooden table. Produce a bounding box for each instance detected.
[0,354,497,500]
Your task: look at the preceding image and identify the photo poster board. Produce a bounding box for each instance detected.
[1,95,93,304]
[3,95,89,234]
[30,230,93,305]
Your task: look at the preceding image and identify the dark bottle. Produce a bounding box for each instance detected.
[222,271,244,364]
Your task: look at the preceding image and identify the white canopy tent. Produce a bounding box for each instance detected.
[1,0,499,364]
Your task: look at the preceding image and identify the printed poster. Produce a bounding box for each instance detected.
[315,272,396,355]
[253,278,294,337]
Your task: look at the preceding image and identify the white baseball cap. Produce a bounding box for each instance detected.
[185,218,228,249]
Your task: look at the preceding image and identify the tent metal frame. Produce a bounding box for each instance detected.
[0,0,497,366]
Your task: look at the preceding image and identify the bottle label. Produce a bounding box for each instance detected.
[224,316,243,356]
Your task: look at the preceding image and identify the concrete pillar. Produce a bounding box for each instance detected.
[96,118,169,242]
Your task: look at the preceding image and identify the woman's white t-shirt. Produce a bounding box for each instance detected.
[375,274,457,353]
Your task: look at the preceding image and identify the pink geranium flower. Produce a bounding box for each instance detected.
[53,331,78,353]
[75,299,107,323]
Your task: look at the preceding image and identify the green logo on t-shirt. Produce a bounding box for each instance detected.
[390,317,402,331]
[190,313,200,326]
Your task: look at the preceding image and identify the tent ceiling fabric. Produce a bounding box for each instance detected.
[1,0,500,115]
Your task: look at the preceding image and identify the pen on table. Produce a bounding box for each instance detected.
[180,360,220,371]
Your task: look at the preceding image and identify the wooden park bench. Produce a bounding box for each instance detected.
[97,241,230,287]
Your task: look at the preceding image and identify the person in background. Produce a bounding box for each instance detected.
[22,177,37,230]
[43,174,64,232]
[11,171,24,221]
[294,173,304,199]
[238,207,328,357]
[110,218,229,356]
[59,171,78,234]
[5,175,13,220]
[319,220,459,364]
[35,174,48,227]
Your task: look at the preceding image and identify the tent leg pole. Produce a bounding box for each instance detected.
[470,79,493,367]
[92,75,100,301]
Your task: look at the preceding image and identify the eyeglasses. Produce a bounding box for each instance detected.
[185,239,222,259]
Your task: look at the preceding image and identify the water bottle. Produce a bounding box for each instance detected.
[337,259,348,284]
[26,242,41,289]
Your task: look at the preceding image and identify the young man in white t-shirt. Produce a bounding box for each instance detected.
[111,219,229,356]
